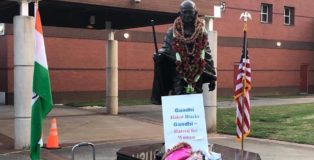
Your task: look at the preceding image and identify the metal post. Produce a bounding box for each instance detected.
[14,15,35,149]
[106,26,118,115]
[203,17,218,133]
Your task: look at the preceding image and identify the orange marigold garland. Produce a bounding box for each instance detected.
[172,17,208,93]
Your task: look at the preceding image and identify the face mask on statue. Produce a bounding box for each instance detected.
[180,0,197,23]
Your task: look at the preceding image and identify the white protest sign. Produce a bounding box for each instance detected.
[162,94,209,154]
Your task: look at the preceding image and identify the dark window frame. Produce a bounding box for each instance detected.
[260,3,273,23]
[284,6,295,25]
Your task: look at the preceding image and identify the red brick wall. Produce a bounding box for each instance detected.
[218,47,314,87]
[119,41,155,90]
[214,0,314,94]
[47,37,105,92]
[5,35,160,93]
[5,36,13,93]
[61,0,218,16]
[0,36,8,91]
[215,0,314,41]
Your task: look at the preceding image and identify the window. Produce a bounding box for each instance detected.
[284,6,295,25]
[260,3,273,23]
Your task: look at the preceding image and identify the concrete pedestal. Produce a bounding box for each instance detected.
[13,16,34,149]
[106,38,118,115]
[203,31,218,133]
[203,83,217,133]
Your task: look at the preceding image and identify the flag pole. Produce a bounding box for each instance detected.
[240,11,251,153]
[241,18,247,154]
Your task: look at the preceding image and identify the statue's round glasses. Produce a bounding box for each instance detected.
[180,9,196,16]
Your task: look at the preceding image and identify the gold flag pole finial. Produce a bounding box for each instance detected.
[240,11,252,31]
[240,11,252,22]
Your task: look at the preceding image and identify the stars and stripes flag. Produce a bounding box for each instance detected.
[234,48,251,141]
[30,2,53,160]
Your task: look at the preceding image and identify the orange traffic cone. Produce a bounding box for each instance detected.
[45,118,61,149]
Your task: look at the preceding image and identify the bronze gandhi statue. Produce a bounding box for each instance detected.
[151,0,217,105]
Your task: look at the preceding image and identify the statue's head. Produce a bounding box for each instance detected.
[180,0,197,23]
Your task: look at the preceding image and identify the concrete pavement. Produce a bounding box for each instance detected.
[0,96,314,159]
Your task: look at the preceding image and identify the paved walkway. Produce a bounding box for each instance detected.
[0,97,314,159]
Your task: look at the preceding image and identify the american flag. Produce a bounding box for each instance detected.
[234,49,251,140]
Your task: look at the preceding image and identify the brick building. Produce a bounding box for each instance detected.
[0,0,313,104]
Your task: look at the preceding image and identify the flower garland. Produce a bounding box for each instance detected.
[172,17,208,93]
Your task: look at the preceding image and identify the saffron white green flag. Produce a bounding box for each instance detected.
[30,3,53,160]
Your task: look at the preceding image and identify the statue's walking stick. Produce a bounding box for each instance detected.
[151,20,159,55]
[150,20,164,104]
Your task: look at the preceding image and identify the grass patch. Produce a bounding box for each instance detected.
[217,96,234,102]
[65,98,151,107]
[119,98,151,106]
[65,101,105,107]
[217,103,314,144]
[254,94,310,99]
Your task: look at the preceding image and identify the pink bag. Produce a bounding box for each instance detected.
[162,143,192,160]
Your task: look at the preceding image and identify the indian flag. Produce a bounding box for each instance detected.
[30,3,53,160]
